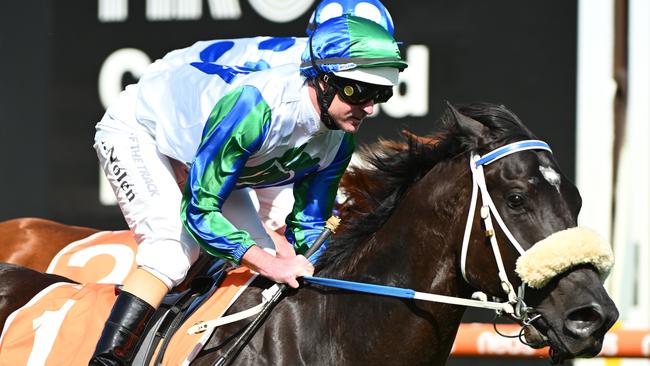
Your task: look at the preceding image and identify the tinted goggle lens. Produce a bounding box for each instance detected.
[327,75,394,105]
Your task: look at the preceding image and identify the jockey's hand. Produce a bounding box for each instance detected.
[267,254,314,288]
[241,245,314,288]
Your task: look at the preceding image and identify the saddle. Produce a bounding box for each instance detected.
[0,249,268,366]
[132,257,227,365]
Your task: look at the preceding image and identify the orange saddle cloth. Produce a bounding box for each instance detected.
[0,267,256,365]
[46,230,138,285]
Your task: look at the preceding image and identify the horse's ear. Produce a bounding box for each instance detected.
[445,101,488,141]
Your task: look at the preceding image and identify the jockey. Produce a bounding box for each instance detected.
[90,7,402,366]
[97,0,395,250]
[136,0,396,242]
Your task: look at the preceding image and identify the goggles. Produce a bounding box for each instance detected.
[324,74,394,105]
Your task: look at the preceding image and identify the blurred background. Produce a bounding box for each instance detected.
[0,0,647,365]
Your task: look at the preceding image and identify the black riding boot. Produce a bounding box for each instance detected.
[89,290,155,366]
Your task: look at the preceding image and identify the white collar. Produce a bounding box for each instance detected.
[300,80,330,135]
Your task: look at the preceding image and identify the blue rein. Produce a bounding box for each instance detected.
[303,276,417,299]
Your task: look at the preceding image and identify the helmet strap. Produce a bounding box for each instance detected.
[312,76,339,130]
[309,35,340,130]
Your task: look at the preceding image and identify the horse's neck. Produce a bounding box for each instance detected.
[316,175,470,363]
[214,164,476,365]
[341,167,470,292]
[312,235,467,364]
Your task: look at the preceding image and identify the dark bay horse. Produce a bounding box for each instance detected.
[0,103,618,365]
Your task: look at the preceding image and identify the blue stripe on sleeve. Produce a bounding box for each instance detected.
[190,86,266,204]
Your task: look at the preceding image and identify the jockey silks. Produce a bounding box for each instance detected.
[96,41,354,285]
[179,67,355,264]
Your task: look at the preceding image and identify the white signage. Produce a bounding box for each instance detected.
[98,0,315,22]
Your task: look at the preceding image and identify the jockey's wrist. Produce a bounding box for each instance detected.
[240,245,276,276]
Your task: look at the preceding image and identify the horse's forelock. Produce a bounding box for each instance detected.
[444,102,537,152]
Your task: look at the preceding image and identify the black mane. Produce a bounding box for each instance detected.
[316,102,536,273]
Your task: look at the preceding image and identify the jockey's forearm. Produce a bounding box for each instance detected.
[240,245,275,275]
[264,225,294,259]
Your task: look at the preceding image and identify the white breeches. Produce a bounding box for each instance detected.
[94,117,294,288]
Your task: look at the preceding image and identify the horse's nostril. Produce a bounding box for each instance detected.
[568,306,601,322]
[564,304,605,337]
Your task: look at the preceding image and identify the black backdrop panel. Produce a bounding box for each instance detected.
[0,1,51,219]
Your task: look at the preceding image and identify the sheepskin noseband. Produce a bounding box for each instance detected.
[515,227,614,289]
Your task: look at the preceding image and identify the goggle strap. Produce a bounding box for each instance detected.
[309,36,339,130]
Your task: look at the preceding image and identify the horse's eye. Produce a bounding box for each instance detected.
[507,193,526,208]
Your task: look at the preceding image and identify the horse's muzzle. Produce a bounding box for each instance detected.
[534,300,618,363]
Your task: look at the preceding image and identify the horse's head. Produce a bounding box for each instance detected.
[326,102,617,363]
[441,102,618,362]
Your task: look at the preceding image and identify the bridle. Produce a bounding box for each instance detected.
[459,139,552,324]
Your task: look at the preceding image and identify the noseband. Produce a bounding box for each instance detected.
[460,140,551,323]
